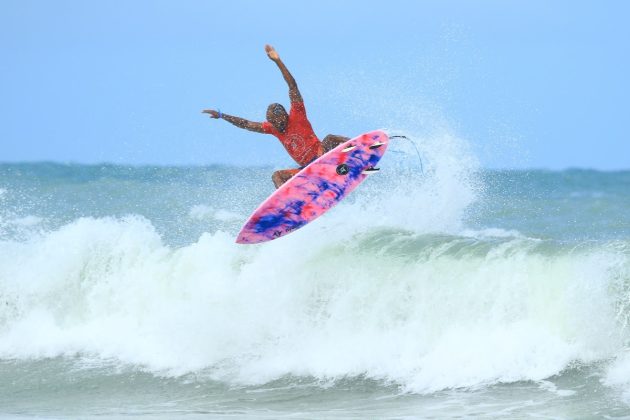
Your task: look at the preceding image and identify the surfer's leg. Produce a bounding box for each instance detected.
[321,134,350,153]
[272,168,300,189]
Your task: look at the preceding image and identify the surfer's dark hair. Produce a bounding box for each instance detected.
[268,103,287,116]
[266,103,288,132]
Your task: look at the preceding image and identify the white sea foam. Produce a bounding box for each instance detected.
[188,204,213,219]
[537,380,577,397]
[189,205,243,222]
[460,228,525,239]
[603,353,630,402]
[9,215,43,227]
[0,214,627,392]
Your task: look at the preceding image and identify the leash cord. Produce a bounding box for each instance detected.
[389,135,424,173]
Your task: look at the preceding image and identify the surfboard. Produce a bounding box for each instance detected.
[236,130,389,244]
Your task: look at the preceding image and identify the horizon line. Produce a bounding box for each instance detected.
[0,160,629,173]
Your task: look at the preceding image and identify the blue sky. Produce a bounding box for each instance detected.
[1,0,628,169]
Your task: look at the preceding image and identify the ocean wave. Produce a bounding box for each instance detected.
[0,215,628,394]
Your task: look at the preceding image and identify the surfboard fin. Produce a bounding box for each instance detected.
[342,145,356,152]
[369,141,386,149]
[362,167,380,174]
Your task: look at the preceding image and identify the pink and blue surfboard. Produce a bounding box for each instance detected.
[236,130,389,244]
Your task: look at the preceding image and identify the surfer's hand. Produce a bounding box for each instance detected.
[265,44,279,61]
[202,109,220,119]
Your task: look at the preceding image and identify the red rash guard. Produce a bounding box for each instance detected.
[262,102,323,166]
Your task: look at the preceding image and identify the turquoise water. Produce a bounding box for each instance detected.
[1,157,629,418]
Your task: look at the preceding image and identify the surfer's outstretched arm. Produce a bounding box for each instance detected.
[265,45,303,104]
[202,110,264,133]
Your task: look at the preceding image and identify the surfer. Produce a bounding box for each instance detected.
[203,45,349,188]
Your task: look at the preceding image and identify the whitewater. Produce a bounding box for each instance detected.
[1,131,629,418]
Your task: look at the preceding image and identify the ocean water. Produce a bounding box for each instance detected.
[1,135,629,419]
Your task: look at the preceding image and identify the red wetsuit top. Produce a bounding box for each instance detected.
[262,102,323,166]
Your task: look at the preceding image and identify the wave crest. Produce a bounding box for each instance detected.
[1,216,628,393]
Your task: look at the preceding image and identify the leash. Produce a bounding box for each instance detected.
[389,135,424,174]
